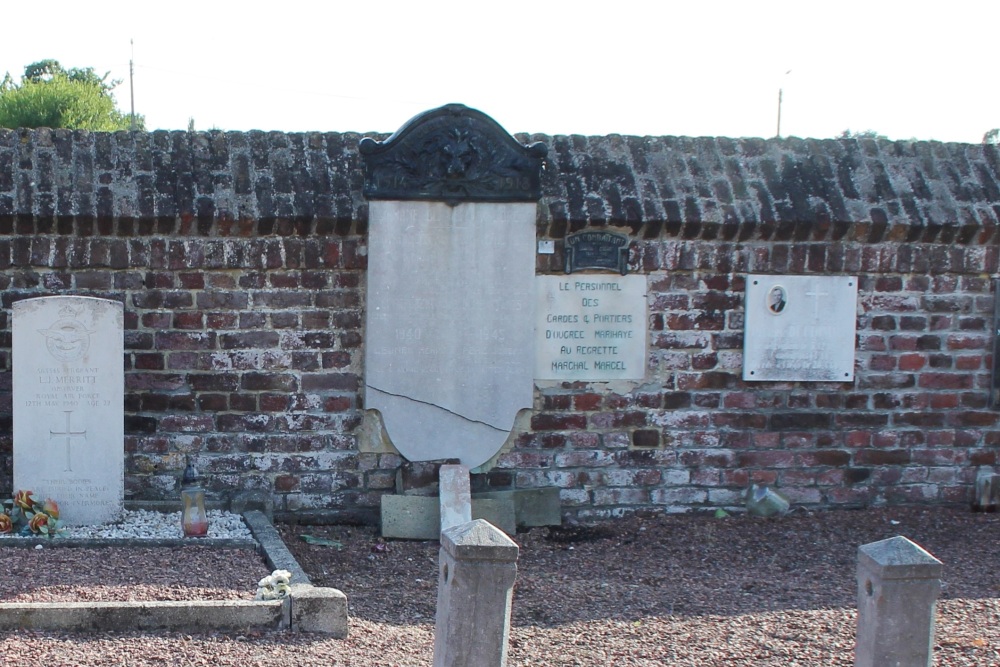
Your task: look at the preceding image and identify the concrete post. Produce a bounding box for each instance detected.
[433,519,519,667]
[855,535,942,667]
[439,464,472,533]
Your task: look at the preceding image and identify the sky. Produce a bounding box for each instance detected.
[2,1,997,143]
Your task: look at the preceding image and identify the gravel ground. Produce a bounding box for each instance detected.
[1,506,999,665]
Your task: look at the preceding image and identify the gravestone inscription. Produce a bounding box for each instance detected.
[536,275,647,381]
[13,296,124,525]
[742,274,858,382]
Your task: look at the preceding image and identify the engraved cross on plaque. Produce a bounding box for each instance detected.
[804,286,830,321]
[50,410,86,472]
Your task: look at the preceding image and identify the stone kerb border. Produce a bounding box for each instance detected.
[0,510,347,636]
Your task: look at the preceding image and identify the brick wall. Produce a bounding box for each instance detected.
[1,127,998,521]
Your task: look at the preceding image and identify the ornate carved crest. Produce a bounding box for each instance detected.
[359,104,547,206]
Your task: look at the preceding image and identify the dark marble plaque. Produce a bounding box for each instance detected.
[564,231,630,275]
[359,104,547,206]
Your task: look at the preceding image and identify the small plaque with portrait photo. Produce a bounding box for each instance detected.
[743,275,858,382]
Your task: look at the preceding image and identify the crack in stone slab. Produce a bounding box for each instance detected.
[366,384,508,433]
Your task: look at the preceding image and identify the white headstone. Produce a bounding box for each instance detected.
[365,200,535,469]
[742,274,858,382]
[535,274,647,381]
[13,296,124,525]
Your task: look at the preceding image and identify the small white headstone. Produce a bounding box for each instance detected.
[535,275,647,381]
[743,274,858,382]
[13,296,124,525]
[365,200,535,469]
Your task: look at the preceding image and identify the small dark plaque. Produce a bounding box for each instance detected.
[359,103,547,206]
[564,231,630,275]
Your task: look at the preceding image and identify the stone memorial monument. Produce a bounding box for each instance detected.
[360,104,546,470]
[12,296,124,525]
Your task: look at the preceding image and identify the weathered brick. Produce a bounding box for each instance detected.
[220,331,280,349]
[855,449,911,465]
[531,413,588,431]
[241,373,298,392]
[300,373,359,391]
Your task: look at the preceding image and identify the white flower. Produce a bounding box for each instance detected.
[255,569,294,601]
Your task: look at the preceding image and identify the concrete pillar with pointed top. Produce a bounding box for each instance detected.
[433,519,519,667]
[855,535,942,667]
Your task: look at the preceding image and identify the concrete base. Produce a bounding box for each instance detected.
[476,488,562,528]
[289,584,349,636]
[382,495,516,539]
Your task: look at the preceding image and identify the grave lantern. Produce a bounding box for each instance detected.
[180,456,208,537]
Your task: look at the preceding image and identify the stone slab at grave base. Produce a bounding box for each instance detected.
[475,488,562,528]
[0,599,288,633]
[0,509,348,637]
[381,488,561,539]
[382,495,517,539]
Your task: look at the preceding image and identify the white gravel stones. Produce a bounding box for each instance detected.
[0,509,254,541]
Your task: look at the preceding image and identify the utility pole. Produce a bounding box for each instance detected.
[776,88,783,138]
[776,69,791,139]
[129,39,136,131]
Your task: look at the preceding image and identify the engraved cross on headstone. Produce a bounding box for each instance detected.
[805,286,830,321]
[50,410,86,472]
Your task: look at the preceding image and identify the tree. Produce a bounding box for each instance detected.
[0,60,143,131]
[984,129,999,145]
[838,129,888,140]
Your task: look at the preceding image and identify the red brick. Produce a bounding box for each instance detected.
[917,373,973,390]
[173,312,204,330]
[723,392,756,409]
[542,394,572,410]
[572,393,602,411]
[141,312,172,329]
[322,396,353,412]
[531,413,587,431]
[897,353,925,371]
[869,355,897,370]
[260,394,291,411]
[955,355,983,370]
[220,331,280,349]
[930,394,960,409]
[274,475,299,492]
[736,451,795,468]
[133,353,165,370]
[949,411,999,427]
[800,450,851,466]
[947,334,989,350]
[855,449,911,465]
[301,373,358,391]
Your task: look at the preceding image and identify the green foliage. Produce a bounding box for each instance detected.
[984,129,1000,145]
[0,59,142,131]
[838,129,888,140]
